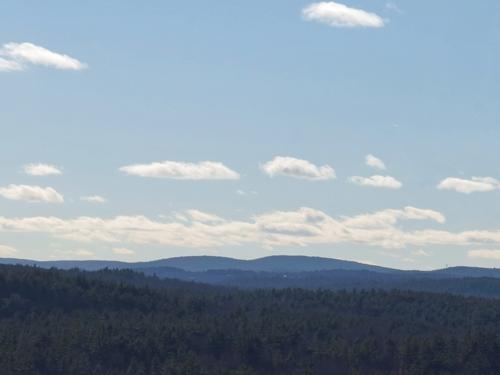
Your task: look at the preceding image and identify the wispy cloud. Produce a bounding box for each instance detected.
[23,163,62,176]
[0,42,87,71]
[349,175,402,189]
[385,2,404,14]
[412,249,431,257]
[81,195,107,204]
[437,177,499,194]
[0,244,18,257]
[261,156,335,181]
[51,248,95,259]
[0,184,64,203]
[112,247,135,256]
[0,205,485,252]
[342,206,445,227]
[468,249,500,260]
[184,209,226,224]
[120,160,240,180]
[365,154,387,170]
[302,2,385,28]
[236,189,257,196]
[0,57,23,72]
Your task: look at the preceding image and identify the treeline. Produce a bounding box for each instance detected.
[157,268,500,298]
[1,265,500,374]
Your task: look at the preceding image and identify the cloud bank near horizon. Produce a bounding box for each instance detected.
[3,205,500,253]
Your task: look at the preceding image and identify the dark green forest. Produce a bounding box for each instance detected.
[2,265,500,374]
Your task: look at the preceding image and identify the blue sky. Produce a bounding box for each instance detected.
[1,0,500,269]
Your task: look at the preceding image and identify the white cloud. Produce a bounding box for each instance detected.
[385,2,403,14]
[365,154,386,170]
[112,247,135,256]
[342,206,445,230]
[23,163,62,176]
[349,175,402,189]
[302,2,385,28]
[52,248,95,259]
[437,177,499,194]
[0,185,64,203]
[0,57,23,72]
[74,249,95,257]
[185,209,226,224]
[120,161,240,180]
[0,245,18,257]
[468,249,500,260]
[261,156,335,181]
[0,42,87,71]
[81,195,107,204]
[236,189,257,196]
[412,249,430,257]
[5,205,500,254]
[377,251,415,264]
[0,205,469,251]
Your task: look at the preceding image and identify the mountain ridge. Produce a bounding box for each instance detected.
[3,256,500,297]
[1,255,498,277]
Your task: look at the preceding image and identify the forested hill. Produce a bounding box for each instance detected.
[2,265,500,374]
[2,255,499,277]
[3,256,500,298]
[0,255,396,272]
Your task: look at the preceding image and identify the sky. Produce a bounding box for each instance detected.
[1,0,500,269]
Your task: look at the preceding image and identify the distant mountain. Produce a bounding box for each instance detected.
[142,255,397,273]
[0,258,129,271]
[1,255,499,276]
[3,256,500,297]
[431,266,500,278]
[0,255,397,273]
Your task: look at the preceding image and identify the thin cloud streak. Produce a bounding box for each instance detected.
[112,247,135,255]
[23,163,62,176]
[0,57,23,71]
[81,196,107,204]
[0,245,18,257]
[468,249,500,260]
[349,175,402,189]
[437,177,499,194]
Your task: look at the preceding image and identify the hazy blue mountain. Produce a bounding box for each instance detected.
[0,258,129,270]
[3,256,500,285]
[0,255,397,273]
[430,266,500,278]
[4,256,500,297]
[142,255,398,273]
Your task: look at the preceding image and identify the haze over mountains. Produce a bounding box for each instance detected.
[2,255,499,275]
[3,255,500,298]
[0,255,393,273]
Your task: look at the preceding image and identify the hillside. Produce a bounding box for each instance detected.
[0,255,397,273]
[3,256,500,298]
[5,255,500,276]
[1,264,500,374]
